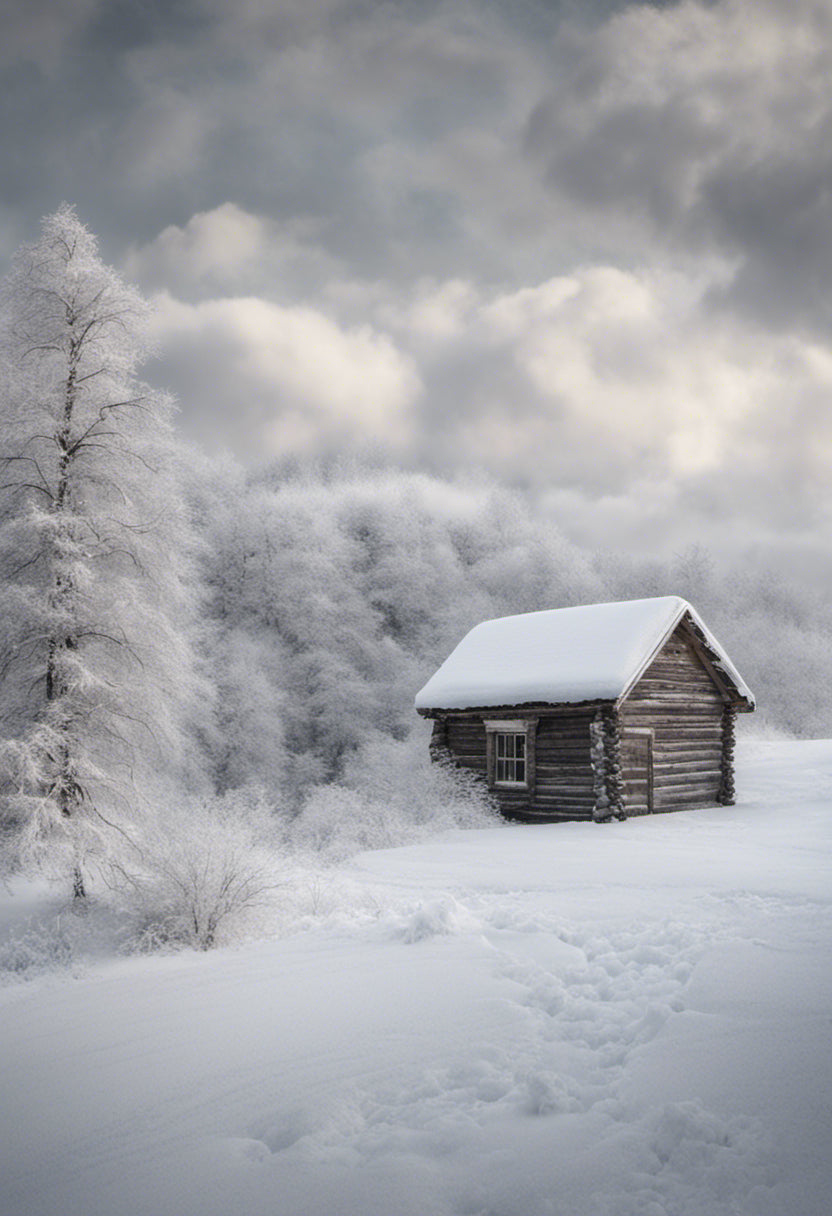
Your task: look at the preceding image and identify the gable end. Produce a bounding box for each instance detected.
[624,621,725,707]
[618,610,753,711]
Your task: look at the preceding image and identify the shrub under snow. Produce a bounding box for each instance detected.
[288,728,501,863]
[120,789,285,950]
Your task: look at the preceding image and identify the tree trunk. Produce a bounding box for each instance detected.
[73,864,86,900]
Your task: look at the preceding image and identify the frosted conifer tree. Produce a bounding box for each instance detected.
[0,206,205,896]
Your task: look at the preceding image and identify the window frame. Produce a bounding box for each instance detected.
[484,718,537,791]
[494,730,527,786]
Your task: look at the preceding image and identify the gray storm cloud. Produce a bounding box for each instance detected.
[1,0,829,575]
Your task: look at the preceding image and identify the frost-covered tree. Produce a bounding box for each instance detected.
[0,206,206,896]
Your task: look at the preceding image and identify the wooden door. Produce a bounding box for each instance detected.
[621,729,654,815]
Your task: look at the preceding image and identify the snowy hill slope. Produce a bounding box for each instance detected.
[1,738,831,1216]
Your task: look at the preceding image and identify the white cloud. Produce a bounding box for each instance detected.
[151,292,421,459]
[335,261,832,545]
[125,205,342,302]
[526,0,832,324]
[379,278,481,342]
[125,204,268,286]
[371,266,767,485]
[492,267,755,478]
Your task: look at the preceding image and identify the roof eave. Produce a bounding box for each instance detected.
[417,698,613,718]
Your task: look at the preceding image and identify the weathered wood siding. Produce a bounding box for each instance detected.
[532,712,595,821]
[440,710,596,822]
[444,717,487,781]
[620,730,653,815]
[620,624,725,813]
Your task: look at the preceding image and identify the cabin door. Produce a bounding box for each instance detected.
[621,729,654,815]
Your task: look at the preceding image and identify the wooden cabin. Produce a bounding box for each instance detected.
[415,597,754,822]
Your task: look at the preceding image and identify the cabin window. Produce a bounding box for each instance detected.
[495,732,526,785]
[483,719,535,790]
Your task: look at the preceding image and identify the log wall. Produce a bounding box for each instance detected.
[620,623,725,813]
[441,710,596,822]
[531,711,595,821]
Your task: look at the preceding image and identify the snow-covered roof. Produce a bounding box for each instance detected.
[415,596,754,712]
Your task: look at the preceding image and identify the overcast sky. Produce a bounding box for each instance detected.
[2,0,831,579]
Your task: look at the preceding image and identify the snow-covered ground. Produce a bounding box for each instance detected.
[2,738,831,1216]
